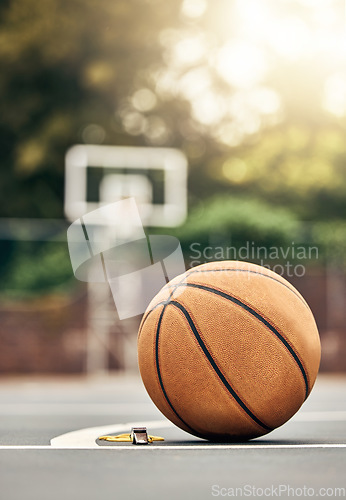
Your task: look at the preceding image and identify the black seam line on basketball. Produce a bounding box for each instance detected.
[197,268,308,308]
[185,268,308,309]
[147,269,307,326]
[154,305,198,435]
[137,302,167,342]
[184,283,309,400]
[167,274,189,300]
[169,301,273,432]
[163,266,201,302]
[142,285,180,325]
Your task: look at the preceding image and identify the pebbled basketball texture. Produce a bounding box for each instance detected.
[137,260,321,441]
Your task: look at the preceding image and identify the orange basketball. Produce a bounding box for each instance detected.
[137,260,321,441]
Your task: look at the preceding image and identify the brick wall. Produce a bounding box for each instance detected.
[0,270,345,373]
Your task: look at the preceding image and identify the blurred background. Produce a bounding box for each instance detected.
[1,0,346,375]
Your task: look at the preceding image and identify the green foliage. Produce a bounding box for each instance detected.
[175,195,299,245]
[167,195,312,269]
[3,195,346,299]
[170,194,346,269]
[0,240,76,298]
[201,125,346,221]
[311,221,346,264]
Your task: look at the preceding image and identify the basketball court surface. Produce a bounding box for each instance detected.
[1,148,345,499]
[0,373,345,500]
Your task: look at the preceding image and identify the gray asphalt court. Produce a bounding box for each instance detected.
[0,373,345,500]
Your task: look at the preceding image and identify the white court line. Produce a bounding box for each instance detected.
[49,415,346,449]
[47,411,346,449]
[0,413,345,451]
[50,419,173,449]
[0,444,346,451]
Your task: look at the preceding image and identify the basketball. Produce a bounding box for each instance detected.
[137,260,321,441]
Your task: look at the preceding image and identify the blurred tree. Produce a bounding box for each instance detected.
[203,124,346,221]
[0,0,182,218]
[1,0,346,223]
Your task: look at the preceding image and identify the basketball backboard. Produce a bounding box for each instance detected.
[64,145,188,227]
